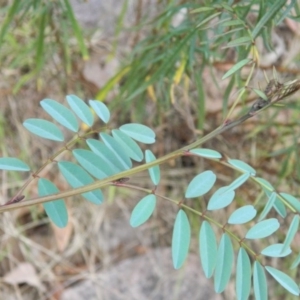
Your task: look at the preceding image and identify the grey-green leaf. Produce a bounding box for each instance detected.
[265,266,299,296]
[245,218,279,239]
[40,98,79,132]
[112,129,143,162]
[258,192,277,221]
[261,244,291,258]
[227,173,250,191]
[236,248,251,300]
[280,192,300,212]
[72,149,115,179]
[281,215,299,254]
[0,157,30,171]
[185,170,216,198]
[290,253,300,270]
[89,100,110,123]
[207,186,235,210]
[228,159,256,175]
[100,133,132,170]
[130,194,156,227]
[38,178,68,228]
[145,150,160,185]
[190,148,222,159]
[66,94,94,127]
[253,261,268,300]
[199,221,217,278]
[172,209,191,269]
[23,118,64,141]
[228,205,256,224]
[58,161,103,204]
[214,233,234,293]
[119,123,155,144]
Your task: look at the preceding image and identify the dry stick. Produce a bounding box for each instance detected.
[1,78,300,213]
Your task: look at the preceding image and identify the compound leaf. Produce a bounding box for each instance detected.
[236,248,251,300]
[214,233,234,293]
[172,209,191,269]
[199,221,217,278]
[40,99,79,132]
[130,194,156,227]
[23,118,64,141]
[66,94,94,127]
[208,186,235,210]
[89,100,110,123]
[38,178,68,228]
[228,205,256,224]
[119,123,155,144]
[265,266,300,296]
[112,129,143,162]
[185,170,216,198]
[0,157,30,171]
[58,161,103,204]
[253,261,268,300]
[245,218,279,239]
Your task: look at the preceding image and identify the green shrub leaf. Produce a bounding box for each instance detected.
[66,95,94,127]
[245,218,280,239]
[185,170,216,198]
[0,157,30,171]
[228,205,256,224]
[58,161,103,204]
[23,118,64,141]
[190,148,222,159]
[222,58,251,80]
[172,209,191,269]
[199,221,217,278]
[145,150,160,185]
[112,129,143,162]
[130,194,156,227]
[40,98,79,132]
[214,233,233,293]
[89,100,110,123]
[38,178,68,228]
[119,123,155,144]
[265,266,300,296]
[236,248,251,300]
[253,261,268,300]
[207,186,235,210]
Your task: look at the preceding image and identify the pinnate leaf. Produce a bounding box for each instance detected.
[228,205,256,224]
[207,186,235,210]
[145,150,160,185]
[236,248,251,300]
[190,148,222,159]
[89,100,110,123]
[245,218,279,239]
[119,123,155,144]
[0,157,30,171]
[253,261,268,300]
[228,159,256,175]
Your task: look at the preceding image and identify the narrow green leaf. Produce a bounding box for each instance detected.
[280,192,300,212]
[196,12,222,29]
[265,266,300,296]
[145,150,160,185]
[207,186,235,210]
[0,157,30,171]
[199,221,217,278]
[290,253,300,269]
[130,194,156,227]
[273,198,287,218]
[228,159,256,175]
[228,205,256,224]
[119,123,155,144]
[252,0,286,38]
[261,244,291,258]
[100,133,132,170]
[23,118,64,141]
[190,148,222,159]
[222,59,252,80]
[89,100,110,123]
[190,7,214,13]
[172,209,191,269]
[245,218,279,239]
[221,20,244,27]
[112,129,143,162]
[236,248,251,300]
[255,177,274,191]
[72,149,115,179]
[258,192,277,221]
[281,215,299,254]
[252,88,268,101]
[66,95,94,127]
[253,261,268,300]
[214,233,234,293]
[227,173,250,191]
[226,36,252,47]
[58,161,103,204]
[40,99,79,132]
[185,170,216,198]
[38,178,68,228]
